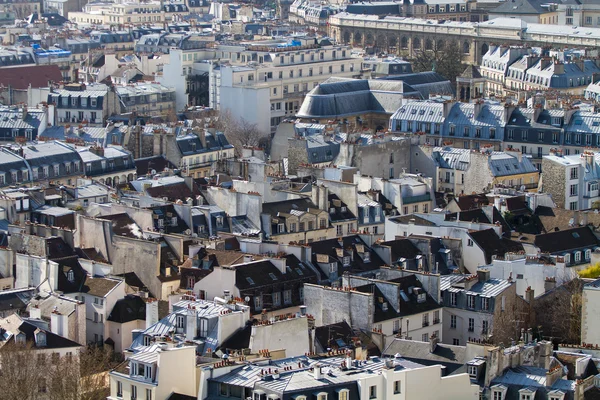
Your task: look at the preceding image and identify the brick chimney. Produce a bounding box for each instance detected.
[544,277,556,293]
[477,269,491,283]
[429,333,440,353]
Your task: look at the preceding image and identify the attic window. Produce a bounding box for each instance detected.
[67,270,74,283]
[246,277,255,285]
[341,206,347,212]
[269,273,278,281]
[343,256,351,266]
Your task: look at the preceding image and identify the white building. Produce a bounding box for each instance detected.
[210,37,360,134]
[581,278,600,346]
[486,253,578,297]
[64,276,126,345]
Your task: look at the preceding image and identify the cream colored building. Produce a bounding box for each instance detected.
[581,278,600,346]
[69,0,188,25]
[208,37,361,133]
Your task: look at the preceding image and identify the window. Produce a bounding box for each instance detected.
[467,239,473,246]
[131,385,137,400]
[450,292,457,306]
[254,295,262,310]
[482,320,489,334]
[575,251,581,262]
[273,292,281,307]
[468,365,478,378]
[117,381,123,398]
[482,297,489,310]
[450,314,457,328]
[146,389,152,400]
[394,380,401,394]
[467,295,475,309]
[369,385,377,399]
[422,313,429,327]
[571,167,578,179]
[453,338,460,345]
[336,225,343,236]
[570,201,578,210]
[570,184,578,196]
[284,289,292,304]
[468,318,475,332]
[338,390,349,400]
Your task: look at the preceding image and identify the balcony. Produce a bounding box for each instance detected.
[422,321,429,328]
[402,193,431,205]
[433,318,440,324]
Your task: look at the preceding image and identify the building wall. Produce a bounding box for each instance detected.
[541,157,568,209]
[157,49,188,112]
[107,319,145,354]
[581,284,600,345]
[219,73,272,135]
[336,139,411,179]
[442,307,493,347]
[304,283,374,331]
[249,316,309,357]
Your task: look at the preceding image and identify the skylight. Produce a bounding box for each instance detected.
[269,273,278,281]
[246,277,255,285]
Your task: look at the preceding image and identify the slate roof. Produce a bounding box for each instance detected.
[469,229,524,264]
[459,65,482,80]
[534,226,600,253]
[146,182,195,202]
[297,77,410,119]
[107,295,146,323]
[135,156,176,176]
[262,198,321,218]
[379,239,422,260]
[99,213,145,239]
[382,338,466,374]
[385,274,442,317]
[234,255,316,291]
[314,320,354,351]
[328,193,356,222]
[491,0,548,15]
[309,235,385,278]
[0,315,81,350]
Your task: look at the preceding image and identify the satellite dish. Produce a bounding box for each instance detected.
[244,296,250,302]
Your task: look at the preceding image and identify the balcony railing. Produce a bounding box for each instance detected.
[422,321,429,327]
[433,318,440,324]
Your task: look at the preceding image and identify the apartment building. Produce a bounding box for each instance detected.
[48,83,119,126]
[115,83,177,117]
[69,0,173,26]
[210,36,360,134]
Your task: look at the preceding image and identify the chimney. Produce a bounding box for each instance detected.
[442,101,455,118]
[525,286,535,304]
[553,61,565,75]
[477,269,490,283]
[146,299,159,329]
[193,126,206,148]
[29,306,41,319]
[429,333,440,353]
[314,365,323,380]
[575,58,585,73]
[540,57,552,70]
[505,148,522,162]
[20,105,27,120]
[223,289,231,302]
[582,211,589,226]
[544,277,556,293]
[90,146,105,157]
[299,305,307,316]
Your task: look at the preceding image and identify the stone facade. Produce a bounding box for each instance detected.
[541,157,567,208]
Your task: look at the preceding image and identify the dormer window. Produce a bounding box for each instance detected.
[343,256,351,266]
[467,365,477,378]
[176,315,185,332]
[329,207,335,214]
[67,270,75,283]
[278,223,285,233]
[341,206,347,212]
[216,216,224,227]
[16,332,26,346]
[35,331,46,347]
[363,252,371,262]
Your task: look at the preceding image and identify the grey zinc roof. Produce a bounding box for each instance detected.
[489,152,538,177]
[0,107,45,130]
[565,111,600,134]
[391,101,446,123]
[433,147,471,171]
[446,102,507,128]
[297,77,409,119]
[440,274,513,297]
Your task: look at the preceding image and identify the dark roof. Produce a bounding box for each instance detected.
[385,274,442,317]
[505,196,529,213]
[107,295,146,323]
[100,213,143,239]
[388,214,436,227]
[235,255,316,290]
[328,193,356,222]
[469,229,524,264]
[535,226,600,253]
[55,257,87,293]
[115,272,148,292]
[535,207,600,233]
[262,198,321,218]
[47,236,76,260]
[309,235,385,278]
[146,182,195,202]
[379,239,422,260]
[1,319,82,349]
[0,291,28,313]
[459,65,482,80]
[445,209,491,224]
[218,322,252,351]
[135,156,176,176]
[354,283,400,322]
[314,320,354,350]
[0,65,63,89]
[80,276,121,297]
[491,0,548,15]
[455,194,489,211]
[167,394,197,400]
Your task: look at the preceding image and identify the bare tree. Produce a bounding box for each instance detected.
[412,41,465,91]
[0,343,44,400]
[214,109,268,155]
[0,344,114,400]
[533,279,583,344]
